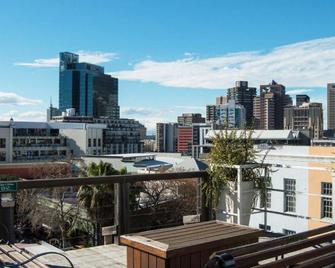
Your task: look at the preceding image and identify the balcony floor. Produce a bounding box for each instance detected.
[1,243,126,268]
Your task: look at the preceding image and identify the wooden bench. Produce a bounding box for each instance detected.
[121,220,263,268]
[207,224,335,268]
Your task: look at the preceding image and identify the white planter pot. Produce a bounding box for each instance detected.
[216,180,255,226]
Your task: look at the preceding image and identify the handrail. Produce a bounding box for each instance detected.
[8,170,209,190]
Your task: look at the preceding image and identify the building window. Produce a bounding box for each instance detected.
[259,224,271,231]
[260,179,271,209]
[98,138,101,147]
[321,182,332,219]
[0,152,6,161]
[284,178,296,212]
[0,138,6,148]
[93,139,96,147]
[88,138,91,147]
[283,229,296,235]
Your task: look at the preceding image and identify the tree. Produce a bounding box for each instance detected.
[77,161,126,245]
[202,128,269,216]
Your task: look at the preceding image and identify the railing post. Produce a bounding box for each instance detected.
[114,181,129,244]
[0,205,15,243]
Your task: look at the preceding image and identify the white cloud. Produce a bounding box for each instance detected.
[286,89,314,95]
[15,51,117,68]
[121,107,156,116]
[112,36,335,89]
[0,110,45,121]
[0,92,41,105]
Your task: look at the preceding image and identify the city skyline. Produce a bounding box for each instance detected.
[0,1,335,133]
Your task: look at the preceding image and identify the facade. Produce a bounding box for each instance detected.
[177,126,193,155]
[227,81,256,126]
[249,146,335,234]
[253,80,292,130]
[52,115,144,155]
[216,96,227,105]
[284,102,323,140]
[215,100,246,128]
[59,52,119,118]
[0,120,106,163]
[327,83,335,132]
[177,113,205,126]
[296,94,310,107]
[206,105,216,123]
[155,123,178,152]
[95,118,144,154]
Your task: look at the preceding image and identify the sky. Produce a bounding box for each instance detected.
[0,0,335,133]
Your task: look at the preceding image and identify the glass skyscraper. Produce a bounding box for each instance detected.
[59,52,119,118]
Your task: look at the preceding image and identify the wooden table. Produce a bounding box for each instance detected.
[121,220,263,268]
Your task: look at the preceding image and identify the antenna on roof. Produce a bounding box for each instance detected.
[50,96,53,108]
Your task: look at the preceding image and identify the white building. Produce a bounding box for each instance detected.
[0,120,105,163]
[215,99,246,128]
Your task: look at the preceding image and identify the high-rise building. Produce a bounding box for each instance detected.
[284,102,323,139]
[177,113,205,126]
[327,83,335,131]
[206,105,216,123]
[59,52,119,118]
[155,123,177,152]
[296,95,310,107]
[215,100,246,129]
[253,80,292,130]
[216,96,227,105]
[227,81,256,126]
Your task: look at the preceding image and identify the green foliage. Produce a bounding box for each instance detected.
[203,128,269,208]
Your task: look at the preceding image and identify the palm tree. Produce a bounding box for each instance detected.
[77,161,126,245]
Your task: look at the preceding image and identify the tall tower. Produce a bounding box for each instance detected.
[59,52,119,118]
[327,83,335,131]
[253,80,292,129]
[227,81,256,127]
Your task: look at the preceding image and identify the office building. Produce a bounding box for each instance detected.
[227,81,256,126]
[215,100,246,129]
[155,123,178,152]
[206,105,216,123]
[296,95,310,107]
[177,113,205,126]
[0,120,107,163]
[327,83,335,132]
[284,102,323,140]
[59,52,119,118]
[253,80,292,130]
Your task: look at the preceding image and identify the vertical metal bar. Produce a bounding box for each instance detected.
[237,166,242,225]
[122,182,129,235]
[264,167,268,232]
[114,182,121,244]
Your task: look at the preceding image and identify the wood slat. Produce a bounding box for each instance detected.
[235,230,335,267]
[141,252,149,268]
[190,252,201,268]
[216,223,335,257]
[156,257,165,268]
[127,247,134,268]
[180,255,190,268]
[169,256,180,268]
[295,251,335,268]
[255,243,335,268]
[148,254,157,268]
[134,249,141,268]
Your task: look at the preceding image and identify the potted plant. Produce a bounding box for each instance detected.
[202,127,269,225]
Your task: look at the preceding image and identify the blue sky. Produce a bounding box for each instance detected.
[0,0,335,133]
